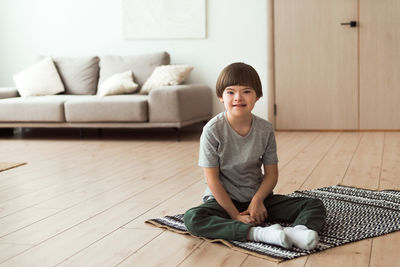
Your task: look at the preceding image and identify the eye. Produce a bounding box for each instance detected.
[244,90,252,94]
[225,91,234,95]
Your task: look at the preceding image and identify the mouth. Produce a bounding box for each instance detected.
[232,104,247,108]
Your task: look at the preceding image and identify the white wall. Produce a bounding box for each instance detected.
[0,0,270,119]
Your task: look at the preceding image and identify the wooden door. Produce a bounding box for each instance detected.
[274,0,359,130]
[360,0,400,129]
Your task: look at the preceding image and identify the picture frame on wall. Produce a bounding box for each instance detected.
[122,0,206,39]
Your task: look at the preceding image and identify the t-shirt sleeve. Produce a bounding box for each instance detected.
[198,127,219,167]
[262,131,279,165]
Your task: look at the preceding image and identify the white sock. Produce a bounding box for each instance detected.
[284,225,319,250]
[248,224,292,249]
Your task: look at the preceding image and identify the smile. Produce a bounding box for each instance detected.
[232,104,246,107]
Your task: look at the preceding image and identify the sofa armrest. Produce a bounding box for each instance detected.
[148,84,212,123]
[0,87,19,99]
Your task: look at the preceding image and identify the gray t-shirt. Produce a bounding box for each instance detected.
[199,112,278,202]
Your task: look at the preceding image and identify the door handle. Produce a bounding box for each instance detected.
[340,21,357,27]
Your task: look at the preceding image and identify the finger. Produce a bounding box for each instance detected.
[257,213,265,222]
[255,215,262,224]
[246,218,254,226]
[248,216,256,224]
[262,212,267,221]
[241,210,250,215]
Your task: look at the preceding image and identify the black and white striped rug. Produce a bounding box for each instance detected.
[146,185,400,261]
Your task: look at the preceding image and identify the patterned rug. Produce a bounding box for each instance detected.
[146,185,400,262]
[0,162,26,172]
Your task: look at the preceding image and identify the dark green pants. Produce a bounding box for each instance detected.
[183,194,326,241]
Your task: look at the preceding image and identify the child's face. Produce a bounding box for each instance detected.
[219,85,259,118]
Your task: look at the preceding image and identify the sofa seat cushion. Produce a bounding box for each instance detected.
[0,95,78,122]
[0,87,19,99]
[64,95,148,122]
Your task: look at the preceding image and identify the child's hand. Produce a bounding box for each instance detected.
[241,199,268,225]
[234,214,256,226]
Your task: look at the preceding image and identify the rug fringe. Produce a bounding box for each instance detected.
[145,220,282,263]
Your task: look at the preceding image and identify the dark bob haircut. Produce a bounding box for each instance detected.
[216,62,262,98]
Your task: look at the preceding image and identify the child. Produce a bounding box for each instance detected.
[183,62,326,250]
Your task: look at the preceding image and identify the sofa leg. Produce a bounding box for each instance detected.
[173,128,181,142]
[79,129,84,138]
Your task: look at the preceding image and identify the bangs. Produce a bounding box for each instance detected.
[220,67,258,89]
[216,62,262,97]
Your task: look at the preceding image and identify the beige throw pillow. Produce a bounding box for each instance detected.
[97,71,138,96]
[140,65,193,94]
[13,57,65,97]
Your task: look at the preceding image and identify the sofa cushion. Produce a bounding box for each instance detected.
[140,65,193,94]
[97,71,138,96]
[49,56,100,95]
[13,57,65,97]
[0,95,78,122]
[98,52,170,89]
[64,95,148,122]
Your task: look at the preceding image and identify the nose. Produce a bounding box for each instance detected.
[234,93,243,101]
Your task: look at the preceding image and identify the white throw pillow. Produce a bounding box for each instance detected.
[97,71,139,96]
[13,57,65,97]
[140,65,193,94]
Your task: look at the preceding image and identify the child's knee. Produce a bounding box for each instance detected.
[183,208,200,235]
[309,198,326,215]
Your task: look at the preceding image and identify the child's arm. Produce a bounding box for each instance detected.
[204,167,256,225]
[241,164,278,225]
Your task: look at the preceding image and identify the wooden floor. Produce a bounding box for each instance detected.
[0,128,399,267]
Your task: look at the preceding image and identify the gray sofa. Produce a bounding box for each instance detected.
[0,52,212,138]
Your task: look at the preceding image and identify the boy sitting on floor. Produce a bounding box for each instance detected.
[183,62,326,250]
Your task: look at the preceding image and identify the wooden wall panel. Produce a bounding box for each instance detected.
[274,0,359,130]
[359,0,400,129]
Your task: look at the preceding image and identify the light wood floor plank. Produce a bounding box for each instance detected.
[53,180,205,267]
[304,240,372,267]
[341,132,384,189]
[0,161,202,264]
[275,132,340,194]
[0,143,122,202]
[57,228,164,267]
[0,144,149,216]
[117,231,203,267]
[123,179,204,229]
[0,207,61,237]
[379,132,400,190]
[300,132,361,190]
[241,255,307,267]
[177,242,247,267]
[0,154,197,246]
[276,132,320,169]
[0,141,186,220]
[0,242,32,263]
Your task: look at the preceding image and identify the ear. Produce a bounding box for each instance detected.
[218,97,224,103]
